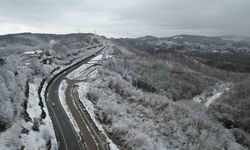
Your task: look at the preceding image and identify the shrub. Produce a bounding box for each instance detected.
[91,65,243,149]
[209,77,250,149]
[32,118,40,131]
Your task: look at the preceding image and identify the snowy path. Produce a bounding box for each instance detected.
[193,83,231,107]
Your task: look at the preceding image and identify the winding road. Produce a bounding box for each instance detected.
[45,46,106,150]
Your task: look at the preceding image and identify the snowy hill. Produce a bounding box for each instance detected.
[116,35,250,54]
[0,33,249,149]
[115,35,250,73]
[0,33,106,149]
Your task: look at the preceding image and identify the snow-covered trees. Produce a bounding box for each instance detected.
[30,58,44,76]
[103,52,217,101]
[0,75,13,130]
[89,68,244,149]
[84,47,247,149]
[0,55,26,132]
[0,32,102,129]
[0,33,107,149]
[209,77,250,149]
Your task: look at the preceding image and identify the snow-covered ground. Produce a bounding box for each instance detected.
[66,64,93,80]
[67,53,103,80]
[77,83,103,131]
[76,77,119,150]
[88,54,103,64]
[193,83,231,107]
[21,78,57,150]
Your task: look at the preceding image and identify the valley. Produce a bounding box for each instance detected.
[0,33,249,150]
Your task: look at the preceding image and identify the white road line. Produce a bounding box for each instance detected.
[72,86,104,149]
[49,101,69,150]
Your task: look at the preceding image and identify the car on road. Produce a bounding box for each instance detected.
[77,132,83,142]
[52,102,55,107]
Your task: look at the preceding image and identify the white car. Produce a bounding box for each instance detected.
[52,102,55,107]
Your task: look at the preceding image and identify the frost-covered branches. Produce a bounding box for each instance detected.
[209,77,250,148]
[0,55,26,131]
[89,69,243,149]
[85,47,246,149]
[103,52,217,101]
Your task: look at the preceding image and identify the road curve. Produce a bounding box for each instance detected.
[45,46,106,150]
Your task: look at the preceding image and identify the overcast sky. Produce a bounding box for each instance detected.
[0,0,249,37]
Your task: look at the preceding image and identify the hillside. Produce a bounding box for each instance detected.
[85,44,247,149]
[110,35,250,149]
[0,33,249,149]
[115,35,250,73]
[0,33,105,149]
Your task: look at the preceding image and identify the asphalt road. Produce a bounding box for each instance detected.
[45,46,106,150]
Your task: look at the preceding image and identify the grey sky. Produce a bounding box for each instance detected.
[0,0,250,37]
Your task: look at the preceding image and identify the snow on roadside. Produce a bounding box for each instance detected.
[66,64,92,80]
[58,80,81,135]
[88,54,103,64]
[67,53,104,80]
[77,83,103,131]
[41,80,58,149]
[21,78,57,150]
[74,51,119,150]
[77,82,119,150]
[60,48,119,149]
[193,83,231,107]
[50,47,104,81]
[20,46,104,148]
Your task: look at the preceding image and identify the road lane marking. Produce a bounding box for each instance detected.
[47,46,106,150]
[49,99,69,150]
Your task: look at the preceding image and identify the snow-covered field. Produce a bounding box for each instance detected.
[0,78,58,150]
[66,64,93,80]
[21,79,57,150]
[67,53,103,80]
